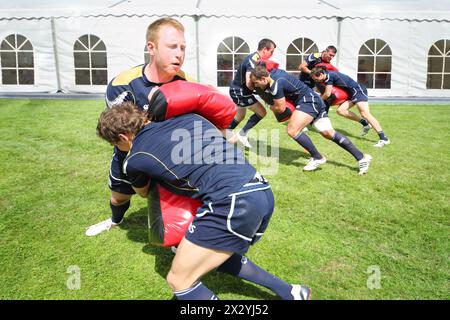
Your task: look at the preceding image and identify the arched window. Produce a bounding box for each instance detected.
[357,39,392,89]
[286,38,319,76]
[0,34,34,85]
[217,36,250,87]
[427,39,450,89]
[73,34,107,85]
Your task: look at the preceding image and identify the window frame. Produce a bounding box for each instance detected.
[0,34,34,85]
[216,36,250,87]
[426,39,450,89]
[357,38,392,89]
[73,34,108,85]
[286,37,319,77]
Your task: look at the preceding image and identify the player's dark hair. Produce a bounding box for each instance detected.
[258,38,276,51]
[325,45,337,53]
[310,66,327,77]
[250,61,270,79]
[97,102,148,145]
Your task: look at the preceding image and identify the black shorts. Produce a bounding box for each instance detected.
[108,147,135,195]
[229,85,259,107]
[184,174,274,254]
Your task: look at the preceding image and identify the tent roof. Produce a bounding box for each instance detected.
[0,0,449,21]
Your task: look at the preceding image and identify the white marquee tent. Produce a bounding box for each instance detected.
[0,0,449,97]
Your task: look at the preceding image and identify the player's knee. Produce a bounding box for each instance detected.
[166,269,193,292]
[256,103,267,117]
[166,270,178,291]
[287,126,299,138]
[360,109,371,119]
[320,130,334,140]
[110,193,132,206]
[258,108,267,118]
[336,107,347,116]
[235,109,246,122]
[250,103,266,118]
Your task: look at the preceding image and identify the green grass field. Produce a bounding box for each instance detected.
[0,99,448,300]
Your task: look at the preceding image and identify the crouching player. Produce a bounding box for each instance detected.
[96,102,312,300]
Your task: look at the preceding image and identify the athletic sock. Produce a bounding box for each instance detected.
[241,114,263,135]
[217,254,294,300]
[228,118,239,130]
[110,200,130,224]
[174,282,218,300]
[377,131,388,140]
[332,131,364,161]
[359,119,369,126]
[293,132,323,159]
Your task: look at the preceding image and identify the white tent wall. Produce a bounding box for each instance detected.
[339,18,450,97]
[54,15,197,93]
[198,16,339,92]
[408,21,450,97]
[0,0,449,98]
[0,19,58,92]
[338,19,411,97]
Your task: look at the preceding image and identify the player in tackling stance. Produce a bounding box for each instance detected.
[310,67,390,147]
[250,62,372,174]
[227,39,277,148]
[96,102,312,300]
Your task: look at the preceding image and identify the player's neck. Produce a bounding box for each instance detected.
[144,63,173,84]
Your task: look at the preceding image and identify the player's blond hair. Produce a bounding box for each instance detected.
[146,17,185,46]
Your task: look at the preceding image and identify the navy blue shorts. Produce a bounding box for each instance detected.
[184,175,274,254]
[108,147,135,195]
[295,91,328,120]
[350,84,369,103]
[229,85,258,107]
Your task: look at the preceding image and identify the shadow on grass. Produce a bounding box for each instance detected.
[273,120,377,142]
[332,126,378,143]
[249,137,358,173]
[120,207,278,300]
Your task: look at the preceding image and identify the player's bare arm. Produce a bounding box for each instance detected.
[299,61,311,74]
[272,97,287,114]
[322,85,333,100]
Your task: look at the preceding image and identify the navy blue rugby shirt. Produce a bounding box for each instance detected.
[123,114,256,203]
[266,69,315,105]
[104,64,189,157]
[304,52,325,69]
[322,71,362,95]
[231,51,260,88]
[105,64,188,111]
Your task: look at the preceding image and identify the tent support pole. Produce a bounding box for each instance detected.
[195,0,202,82]
[336,16,343,68]
[194,15,201,82]
[51,17,62,92]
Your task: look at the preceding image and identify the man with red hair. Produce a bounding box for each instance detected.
[86,17,190,236]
